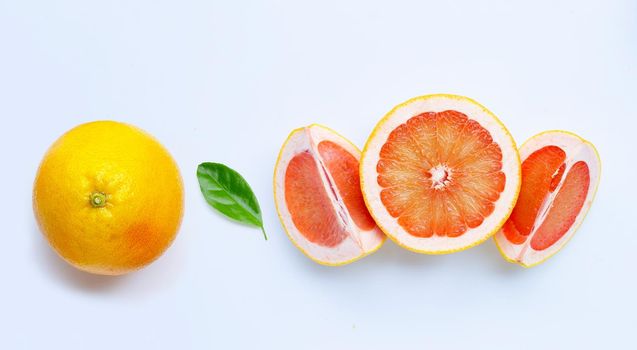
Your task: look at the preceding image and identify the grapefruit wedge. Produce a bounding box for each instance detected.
[360,94,521,254]
[494,131,601,267]
[274,124,385,266]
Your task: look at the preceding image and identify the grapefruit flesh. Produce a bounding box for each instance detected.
[274,125,385,265]
[318,141,377,231]
[495,131,600,267]
[378,110,506,238]
[502,146,567,245]
[360,94,521,254]
[285,150,348,247]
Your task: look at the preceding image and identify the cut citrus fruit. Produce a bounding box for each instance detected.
[494,131,601,267]
[360,94,521,254]
[274,124,386,265]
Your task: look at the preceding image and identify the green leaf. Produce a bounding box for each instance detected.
[196,162,267,240]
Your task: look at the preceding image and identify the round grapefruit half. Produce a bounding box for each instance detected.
[273,124,386,266]
[360,94,521,254]
[494,131,601,267]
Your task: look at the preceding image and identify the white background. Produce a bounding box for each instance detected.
[1,1,635,349]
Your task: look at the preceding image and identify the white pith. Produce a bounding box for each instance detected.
[360,95,521,253]
[429,164,452,190]
[274,125,385,265]
[494,131,601,267]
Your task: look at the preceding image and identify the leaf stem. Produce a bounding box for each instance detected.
[260,225,268,241]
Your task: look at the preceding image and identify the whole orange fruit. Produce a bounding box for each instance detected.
[33,121,184,275]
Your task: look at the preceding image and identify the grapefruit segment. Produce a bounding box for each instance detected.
[317,141,377,231]
[503,146,567,242]
[495,131,601,267]
[285,150,348,247]
[274,124,385,266]
[360,94,521,254]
